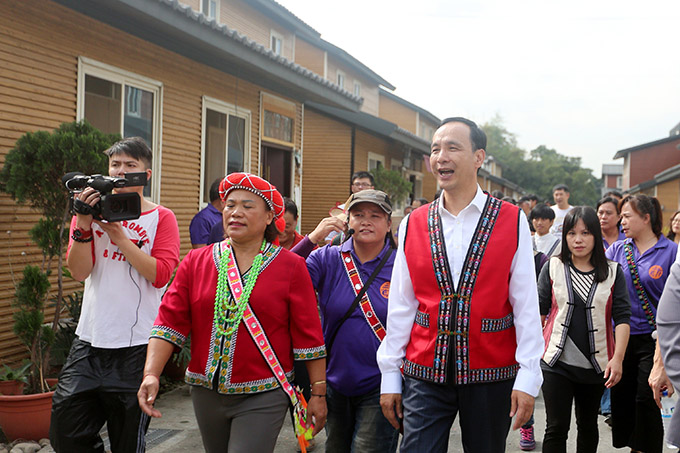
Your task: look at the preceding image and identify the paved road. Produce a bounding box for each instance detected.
[148,385,678,452]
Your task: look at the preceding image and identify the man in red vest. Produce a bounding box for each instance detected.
[377,117,544,452]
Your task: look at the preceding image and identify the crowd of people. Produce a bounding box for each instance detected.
[50,117,680,453]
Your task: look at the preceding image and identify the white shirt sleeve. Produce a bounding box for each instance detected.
[376,216,418,394]
[508,210,545,397]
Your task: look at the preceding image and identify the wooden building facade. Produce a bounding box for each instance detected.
[0,0,445,362]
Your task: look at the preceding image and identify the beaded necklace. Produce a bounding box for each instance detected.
[214,239,267,337]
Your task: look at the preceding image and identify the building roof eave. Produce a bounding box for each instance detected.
[613,135,680,159]
[390,128,430,154]
[306,102,430,154]
[319,39,395,90]
[654,163,680,184]
[54,0,362,111]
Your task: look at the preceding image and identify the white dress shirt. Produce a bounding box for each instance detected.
[376,186,544,397]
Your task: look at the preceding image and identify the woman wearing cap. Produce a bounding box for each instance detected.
[137,173,327,453]
[292,189,400,453]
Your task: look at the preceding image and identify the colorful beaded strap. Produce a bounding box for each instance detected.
[623,242,657,330]
[241,304,313,451]
[218,246,314,452]
[340,251,387,342]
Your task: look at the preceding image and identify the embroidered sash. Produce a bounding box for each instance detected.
[340,251,387,341]
[221,245,314,452]
[428,195,502,385]
[623,243,657,330]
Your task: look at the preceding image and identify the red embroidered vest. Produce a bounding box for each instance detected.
[403,195,520,385]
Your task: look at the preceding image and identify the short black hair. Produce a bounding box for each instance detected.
[491,190,505,199]
[209,178,222,202]
[415,197,428,205]
[518,196,531,204]
[552,184,570,193]
[597,196,620,214]
[526,194,539,202]
[438,117,487,151]
[502,196,516,205]
[559,206,609,283]
[603,190,623,200]
[284,197,298,220]
[351,171,375,186]
[104,137,152,169]
[529,203,555,221]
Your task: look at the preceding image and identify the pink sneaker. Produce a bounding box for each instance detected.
[519,425,536,451]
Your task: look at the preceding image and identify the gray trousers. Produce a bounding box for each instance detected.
[191,385,290,453]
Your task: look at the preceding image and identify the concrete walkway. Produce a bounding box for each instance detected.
[146,385,678,452]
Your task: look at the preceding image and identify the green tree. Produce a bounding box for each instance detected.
[481,117,601,207]
[370,166,412,206]
[0,121,118,330]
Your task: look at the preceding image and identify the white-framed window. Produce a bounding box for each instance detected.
[270,30,283,56]
[353,80,361,97]
[616,176,623,188]
[201,96,251,206]
[77,57,163,202]
[391,159,402,172]
[368,152,385,171]
[202,0,219,20]
[336,70,345,90]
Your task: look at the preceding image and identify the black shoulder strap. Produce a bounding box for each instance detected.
[325,247,394,356]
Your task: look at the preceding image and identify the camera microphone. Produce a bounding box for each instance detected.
[346,228,355,237]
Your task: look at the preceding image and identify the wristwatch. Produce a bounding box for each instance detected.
[72,227,93,243]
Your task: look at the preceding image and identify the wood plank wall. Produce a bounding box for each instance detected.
[378,94,417,135]
[221,0,295,60]
[294,38,326,78]
[300,110,351,234]
[0,0,305,363]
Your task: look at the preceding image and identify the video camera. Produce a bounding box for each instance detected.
[63,172,147,222]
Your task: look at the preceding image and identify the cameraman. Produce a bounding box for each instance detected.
[50,137,180,452]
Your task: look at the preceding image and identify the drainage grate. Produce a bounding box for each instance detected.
[101,428,180,451]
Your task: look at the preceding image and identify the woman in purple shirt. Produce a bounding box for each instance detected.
[292,189,399,453]
[605,194,678,453]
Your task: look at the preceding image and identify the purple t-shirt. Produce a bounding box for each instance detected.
[189,204,222,245]
[606,236,678,335]
[603,230,627,250]
[297,237,394,396]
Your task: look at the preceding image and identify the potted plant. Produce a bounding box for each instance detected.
[0,361,31,395]
[0,265,54,440]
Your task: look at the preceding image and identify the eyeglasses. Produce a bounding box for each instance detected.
[352,182,373,188]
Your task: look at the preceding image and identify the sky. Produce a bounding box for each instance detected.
[276,0,680,177]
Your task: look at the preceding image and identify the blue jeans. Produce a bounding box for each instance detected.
[325,384,398,453]
[400,375,514,453]
[600,387,611,415]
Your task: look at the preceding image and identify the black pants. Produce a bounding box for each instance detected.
[542,370,604,453]
[611,333,663,453]
[50,339,150,453]
[400,376,514,453]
